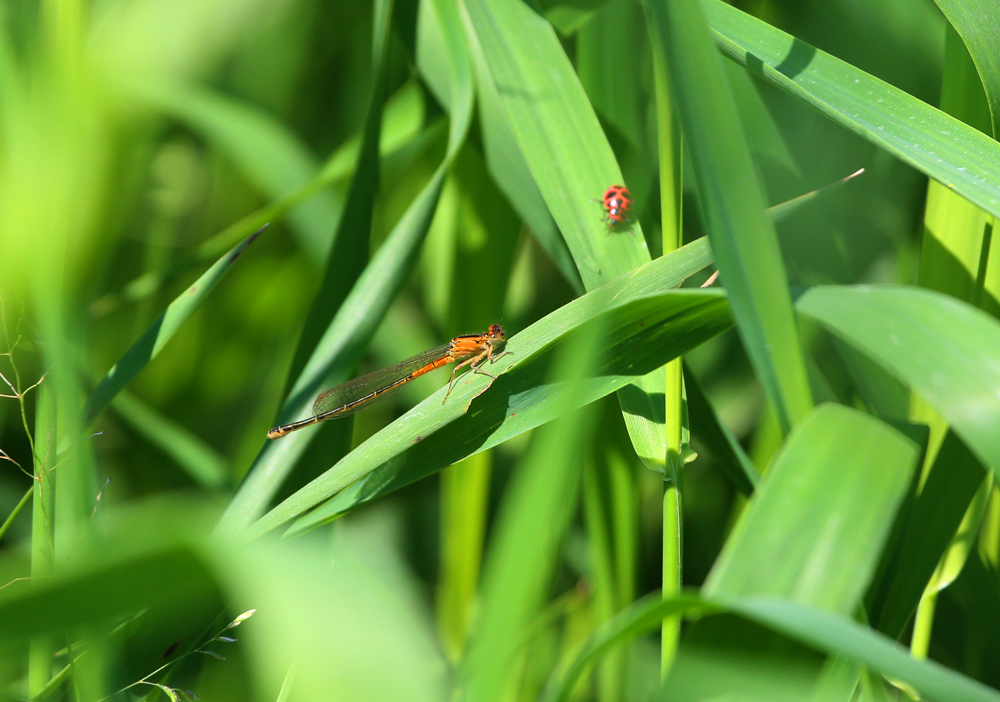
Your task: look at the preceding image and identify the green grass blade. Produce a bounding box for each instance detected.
[705,0,1000,222]
[245,239,722,539]
[704,404,919,614]
[545,588,1000,702]
[0,508,220,642]
[460,0,651,288]
[918,25,995,317]
[218,0,475,535]
[280,0,394,396]
[112,390,229,489]
[934,0,1000,138]
[647,0,813,436]
[461,0,675,470]
[83,227,264,427]
[281,288,725,536]
[29,380,56,697]
[464,22,582,293]
[646,0,686,670]
[581,409,640,698]
[797,286,1000,481]
[459,324,601,702]
[437,452,491,663]
[0,487,31,544]
[875,430,986,638]
[730,598,1000,702]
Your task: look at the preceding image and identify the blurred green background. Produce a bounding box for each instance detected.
[2,0,999,700]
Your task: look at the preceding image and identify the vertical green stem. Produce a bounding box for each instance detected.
[0,486,32,542]
[981,485,1000,569]
[582,433,637,701]
[910,589,937,660]
[438,452,491,664]
[29,381,57,696]
[661,460,683,679]
[647,5,685,678]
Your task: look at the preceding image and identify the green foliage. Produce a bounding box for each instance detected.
[1,0,999,700]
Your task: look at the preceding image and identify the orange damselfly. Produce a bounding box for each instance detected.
[267,324,509,440]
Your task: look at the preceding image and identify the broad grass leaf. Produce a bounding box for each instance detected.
[704,404,919,614]
[797,286,1000,481]
[546,591,1000,702]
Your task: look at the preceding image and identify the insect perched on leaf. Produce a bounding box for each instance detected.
[596,184,633,231]
[267,325,509,439]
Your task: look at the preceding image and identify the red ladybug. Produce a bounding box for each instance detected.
[599,184,633,230]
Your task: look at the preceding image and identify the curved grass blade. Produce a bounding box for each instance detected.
[796,286,1000,481]
[244,238,723,539]
[83,226,264,427]
[703,403,919,613]
[934,0,1000,138]
[217,0,475,535]
[286,292,727,537]
[705,0,1000,221]
[282,290,729,537]
[730,598,1000,702]
[545,591,1000,702]
[648,0,813,435]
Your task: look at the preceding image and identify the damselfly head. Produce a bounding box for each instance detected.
[488,324,505,343]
